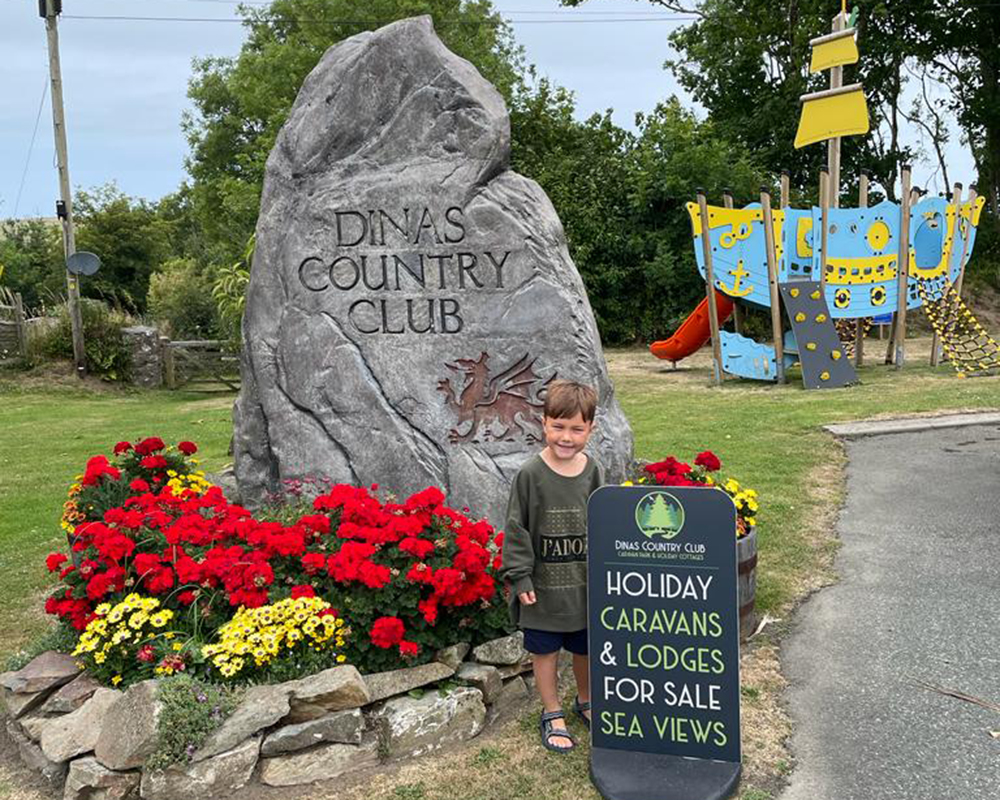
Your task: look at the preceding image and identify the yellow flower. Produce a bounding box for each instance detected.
[747,499,759,512]
[746,516,757,526]
[111,675,123,686]
[172,642,184,652]
[622,480,634,487]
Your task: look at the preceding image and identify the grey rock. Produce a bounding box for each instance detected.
[19,711,50,741]
[1,651,79,695]
[94,681,162,771]
[259,737,379,786]
[41,673,103,715]
[434,642,470,671]
[374,685,485,760]
[261,709,363,756]
[40,688,119,763]
[233,15,633,522]
[121,326,162,389]
[363,661,455,704]
[456,663,502,704]
[487,676,530,725]
[472,632,526,665]
[6,719,67,788]
[1,685,49,718]
[139,737,260,800]
[496,658,533,679]
[64,756,139,800]
[285,665,370,723]
[193,683,291,762]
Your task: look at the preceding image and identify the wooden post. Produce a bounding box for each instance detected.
[761,188,786,383]
[13,292,28,359]
[854,169,869,368]
[954,184,978,297]
[697,190,724,385]
[930,181,963,366]
[780,170,790,209]
[722,189,744,336]
[819,168,830,290]
[892,164,912,369]
[827,10,847,207]
[161,336,176,390]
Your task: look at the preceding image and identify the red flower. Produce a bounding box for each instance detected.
[113,441,133,455]
[694,451,722,472]
[136,644,156,663]
[177,590,197,606]
[370,616,405,649]
[398,537,435,560]
[129,478,150,492]
[177,441,198,455]
[291,585,316,599]
[135,437,166,456]
[46,553,68,573]
[399,640,420,658]
[301,553,326,576]
[140,455,168,470]
[82,455,121,487]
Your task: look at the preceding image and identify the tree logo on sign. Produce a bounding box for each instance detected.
[635,492,685,539]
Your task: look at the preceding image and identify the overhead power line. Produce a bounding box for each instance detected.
[61,13,699,25]
[13,79,50,220]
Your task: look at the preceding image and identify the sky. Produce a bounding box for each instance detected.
[0,0,975,220]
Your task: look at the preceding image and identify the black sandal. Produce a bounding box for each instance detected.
[573,696,592,730]
[540,710,576,753]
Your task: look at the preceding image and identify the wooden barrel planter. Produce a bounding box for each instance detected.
[737,528,757,641]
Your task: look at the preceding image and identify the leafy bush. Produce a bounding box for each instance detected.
[147,258,220,339]
[40,298,133,380]
[146,675,242,770]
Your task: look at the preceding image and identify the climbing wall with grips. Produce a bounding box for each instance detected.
[779,281,857,389]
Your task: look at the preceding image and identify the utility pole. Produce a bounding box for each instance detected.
[41,0,86,375]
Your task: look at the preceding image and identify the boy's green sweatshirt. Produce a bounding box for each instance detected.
[500,454,604,632]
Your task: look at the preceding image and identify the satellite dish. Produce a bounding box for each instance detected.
[66,251,101,276]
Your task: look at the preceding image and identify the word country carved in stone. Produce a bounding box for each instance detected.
[437,352,554,445]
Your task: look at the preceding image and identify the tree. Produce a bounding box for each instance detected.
[0,218,64,310]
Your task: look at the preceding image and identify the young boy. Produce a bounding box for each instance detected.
[500,380,604,753]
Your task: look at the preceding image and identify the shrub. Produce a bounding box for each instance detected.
[40,298,133,380]
[147,258,220,339]
[146,675,242,770]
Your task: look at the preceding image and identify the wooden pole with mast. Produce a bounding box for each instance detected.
[891,164,912,368]
[929,182,963,366]
[42,0,85,376]
[854,168,869,367]
[722,189,745,335]
[761,188,786,383]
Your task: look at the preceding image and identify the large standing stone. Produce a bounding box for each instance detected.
[40,688,119,763]
[258,738,379,787]
[373,686,485,760]
[233,15,633,522]
[139,737,259,800]
[94,681,162,771]
[363,661,455,704]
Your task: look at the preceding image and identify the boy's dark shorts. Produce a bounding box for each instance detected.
[523,627,588,655]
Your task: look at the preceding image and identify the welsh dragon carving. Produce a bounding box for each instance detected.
[437,352,555,444]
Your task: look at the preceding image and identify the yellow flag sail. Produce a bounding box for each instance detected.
[794,84,869,149]
[809,28,859,72]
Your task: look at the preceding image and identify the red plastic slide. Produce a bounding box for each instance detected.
[649,292,735,362]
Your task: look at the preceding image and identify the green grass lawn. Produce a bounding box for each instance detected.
[0,344,997,800]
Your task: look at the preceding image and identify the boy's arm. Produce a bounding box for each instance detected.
[499,471,535,598]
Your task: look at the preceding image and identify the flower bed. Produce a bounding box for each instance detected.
[1,437,535,799]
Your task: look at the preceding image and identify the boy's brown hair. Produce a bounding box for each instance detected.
[543,380,598,423]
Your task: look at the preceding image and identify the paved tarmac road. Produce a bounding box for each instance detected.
[781,423,1000,800]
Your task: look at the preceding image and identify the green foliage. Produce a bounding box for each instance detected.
[148,258,220,339]
[40,299,134,381]
[392,785,428,800]
[4,622,78,671]
[146,675,243,770]
[73,184,176,313]
[0,219,64,311]
[211,234,253,343]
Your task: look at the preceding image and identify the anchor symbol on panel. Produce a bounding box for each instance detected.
[718,259,753,297]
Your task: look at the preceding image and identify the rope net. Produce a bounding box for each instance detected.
[918,278,1000,377]
[834,317,872,359]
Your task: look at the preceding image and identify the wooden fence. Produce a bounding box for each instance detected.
[161,338,240,391]
[0,291,28,361]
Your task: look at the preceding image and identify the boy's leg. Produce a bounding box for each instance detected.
[533,651,573,748]
[572,652,591,722]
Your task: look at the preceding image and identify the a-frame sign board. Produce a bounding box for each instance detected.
[588,486,741,800]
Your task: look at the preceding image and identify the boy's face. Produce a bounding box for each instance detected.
[542,412,594,462]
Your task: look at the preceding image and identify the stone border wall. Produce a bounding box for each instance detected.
[2,633,538,800]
